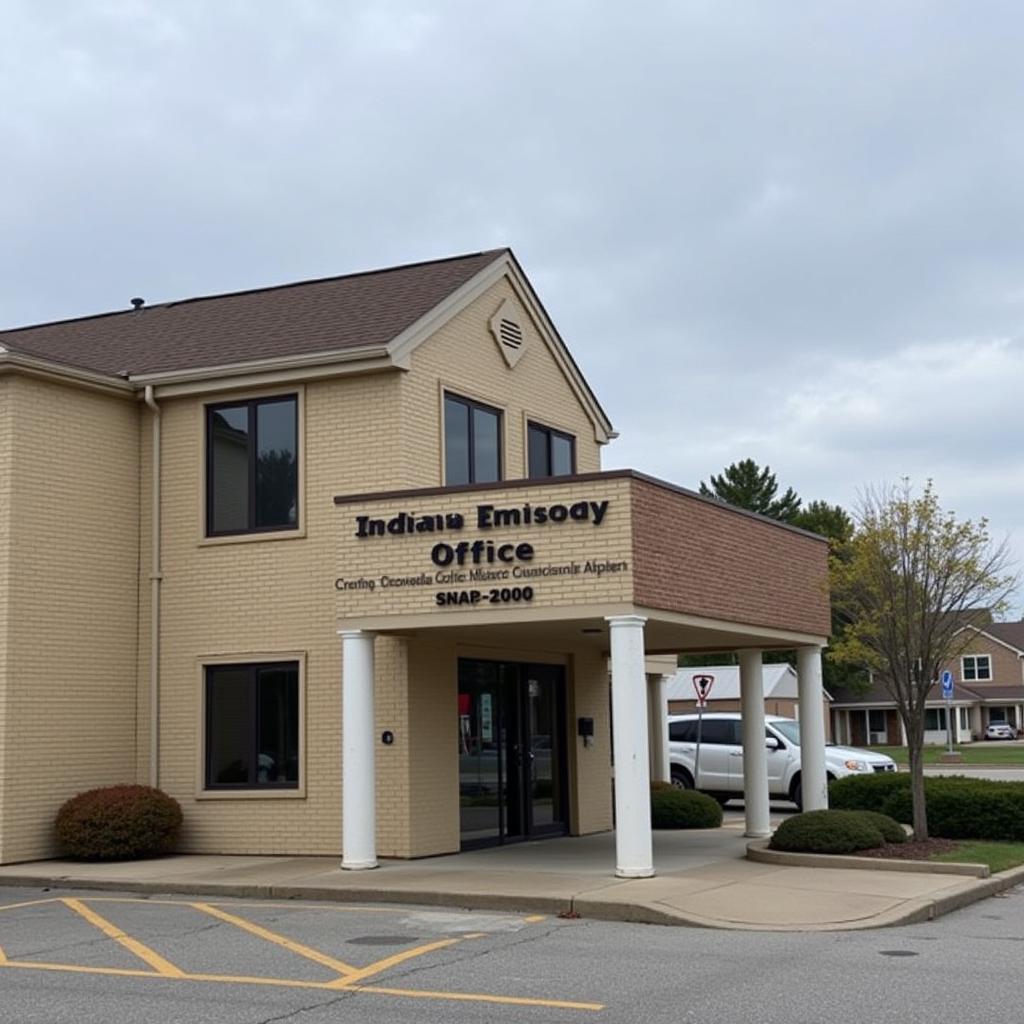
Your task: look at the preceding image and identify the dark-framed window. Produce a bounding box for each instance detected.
[444,393,502,485]
[206,395,298,536]
[205,662,300,789]
[527,422,575,479]
[962,654,992,681]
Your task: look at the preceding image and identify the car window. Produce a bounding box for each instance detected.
[771,720,801,746]
[668,720,698,742]
[696,720,740,745]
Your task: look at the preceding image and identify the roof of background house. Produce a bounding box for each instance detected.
[0,249,507,379]
[667,664,814,702]
[829,680,988,705]
[973,621,1024,653]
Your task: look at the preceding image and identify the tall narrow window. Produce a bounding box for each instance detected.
[527,422,576,479]
[444,394,502,485]
[205,662,300,789]
[207,395,298,535]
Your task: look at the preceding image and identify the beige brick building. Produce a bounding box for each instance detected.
[0,249,831,874]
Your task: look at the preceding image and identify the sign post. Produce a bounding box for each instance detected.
[941,670,954,755]
[692,674,715,789]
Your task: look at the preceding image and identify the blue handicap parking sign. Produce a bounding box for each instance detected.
[941,670,954,698]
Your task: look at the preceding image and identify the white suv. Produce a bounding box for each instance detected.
[668,713,898,809]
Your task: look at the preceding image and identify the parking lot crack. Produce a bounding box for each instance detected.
[249,992,359,1024]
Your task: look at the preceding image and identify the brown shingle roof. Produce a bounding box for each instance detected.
[829,680,983,705]
[0,249,507,379]
[977,621,1024,653]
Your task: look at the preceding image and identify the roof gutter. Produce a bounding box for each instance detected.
[128,344,394,397]
[144,385,162,788]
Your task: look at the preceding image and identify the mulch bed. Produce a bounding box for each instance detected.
[855,838,959,860]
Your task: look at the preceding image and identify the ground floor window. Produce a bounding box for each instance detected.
[205,662,299,789]
[924,707,948,731]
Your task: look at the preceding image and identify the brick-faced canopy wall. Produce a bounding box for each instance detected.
[630,474,830,637]
[334,470,831,638]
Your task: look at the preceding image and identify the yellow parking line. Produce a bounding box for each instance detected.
[0,960,602,1009]
[62,898,185,978]
[191,902,358,978]
[0,945,7,965]
[0,897,59,914]
[328,935,469,987]
[0,960,163,980]
[361,984,604,1011]
[0,959,603,1010]
[523,914,547,923]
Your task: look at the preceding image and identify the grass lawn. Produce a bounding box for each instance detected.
[930,841,1024,873]
[866,744,1024,766]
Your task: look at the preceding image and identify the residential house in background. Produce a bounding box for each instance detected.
[830,619,1024,746]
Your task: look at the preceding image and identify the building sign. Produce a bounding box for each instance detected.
[335,482,633,616]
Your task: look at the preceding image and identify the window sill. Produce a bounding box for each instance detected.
[195,786,306,801]
[199,526,306,548]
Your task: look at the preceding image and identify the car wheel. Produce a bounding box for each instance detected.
[789,775,803,811]
[670,767,693,790]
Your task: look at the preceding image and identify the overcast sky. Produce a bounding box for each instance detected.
[3,2,1022,609]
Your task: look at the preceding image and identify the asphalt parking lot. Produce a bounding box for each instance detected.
[2,884,1024,1023]
[0,890,600,1020]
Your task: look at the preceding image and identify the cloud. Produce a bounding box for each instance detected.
[2,0,1022,602]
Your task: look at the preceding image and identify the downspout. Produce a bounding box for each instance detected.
[144,386,162,788]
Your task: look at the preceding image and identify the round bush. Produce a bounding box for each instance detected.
[856,810,907,844]
[55,785,183,861]
[650,787,723,829]
[769,809,885,854]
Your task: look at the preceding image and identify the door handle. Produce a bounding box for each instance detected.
[729,751,743,757]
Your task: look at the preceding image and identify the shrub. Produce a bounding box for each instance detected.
[650,787,723,829]
[769,809,885,854]
[829,772,910,812]
[55,785,183,861]
[830,773,1024,843]
[856,811,907,844]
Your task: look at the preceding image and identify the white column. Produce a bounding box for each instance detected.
[646,673,670,784]
[607,615,654,878]
[340,629,377,870]
[797,646,828,811]
[738,649,771,838]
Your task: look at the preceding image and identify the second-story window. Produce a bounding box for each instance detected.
[528,422,575,478]
[962,654,992,681]
[444,393,501,485]
[207,395,298,536]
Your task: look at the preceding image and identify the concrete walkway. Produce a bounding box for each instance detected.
[0,818,1018,932]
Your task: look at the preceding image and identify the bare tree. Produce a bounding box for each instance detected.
[830,480,1016,839]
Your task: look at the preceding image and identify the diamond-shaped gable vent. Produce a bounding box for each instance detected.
[489,299,527,368]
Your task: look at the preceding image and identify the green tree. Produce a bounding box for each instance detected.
[699,459,802,523]
[830,480,1016,839]
[792,500,853,544]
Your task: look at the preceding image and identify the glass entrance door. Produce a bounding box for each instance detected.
[458,659,568,849]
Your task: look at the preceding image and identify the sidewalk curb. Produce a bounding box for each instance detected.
[0,864,1020,932]
[745,840,990,877]
[0,873,576,917]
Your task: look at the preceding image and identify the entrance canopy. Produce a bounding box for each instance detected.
[334,469,830,650]
[333,470,831,877]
